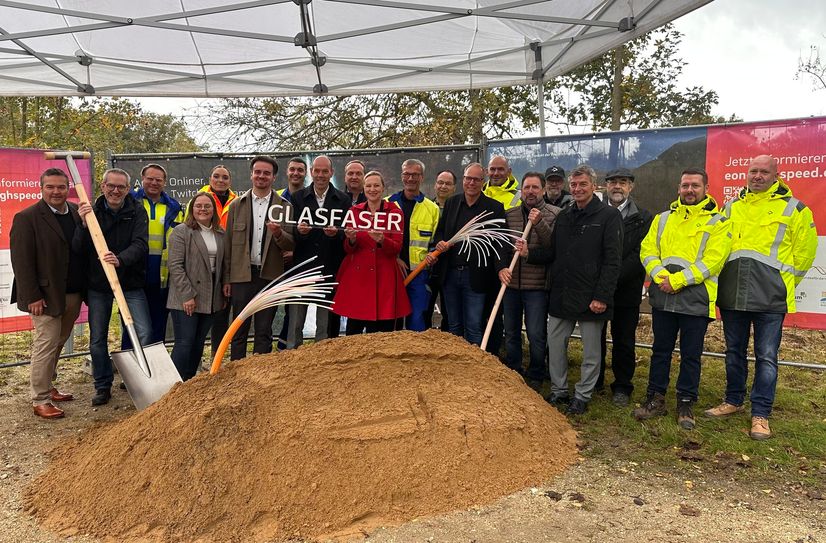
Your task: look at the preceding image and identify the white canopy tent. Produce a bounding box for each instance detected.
[0,0,713,96]
[0,0,712,133]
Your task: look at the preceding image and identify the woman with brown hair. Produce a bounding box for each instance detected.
[332,171,411,334]
[167,192,226,380]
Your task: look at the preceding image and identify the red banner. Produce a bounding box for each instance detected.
[0,148,93,333]
[706,117,826,329]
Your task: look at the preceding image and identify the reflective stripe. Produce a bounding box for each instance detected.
[642,255,658,267]
[409,240,429,248]
[650,265,667,279]
[727,249,805,277]
[663,256,691,268]
[655,211,669,252]
[682,267,698,286]
[509,191,521,208]
[695,260,710,279]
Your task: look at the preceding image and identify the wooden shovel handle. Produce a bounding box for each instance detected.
[61,154,134,325]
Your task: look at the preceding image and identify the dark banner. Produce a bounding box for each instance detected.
[487,126,707,216]
[111,146,480,205]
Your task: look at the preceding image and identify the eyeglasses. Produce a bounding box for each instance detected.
[104,183,129,192]
[463,176,484,184]
[402,172,422,178]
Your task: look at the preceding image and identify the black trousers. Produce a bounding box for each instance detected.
[229,268,277,361]
[346,318,397,335]
[597,304,641,395]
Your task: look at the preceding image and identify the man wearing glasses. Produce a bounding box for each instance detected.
[388,158,440,331]
[128,163,183,346]
[433,163,507,345]
[543,166,572,208]
[74,168,152,406]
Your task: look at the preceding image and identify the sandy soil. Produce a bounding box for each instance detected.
[1,335,823,543]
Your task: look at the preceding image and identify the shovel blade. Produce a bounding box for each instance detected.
[112,343,182,410]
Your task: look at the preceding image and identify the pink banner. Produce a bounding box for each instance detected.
[706,117,826,329]
[0,148,93,333]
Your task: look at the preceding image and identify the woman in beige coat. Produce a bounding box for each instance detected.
[167,193,225,380]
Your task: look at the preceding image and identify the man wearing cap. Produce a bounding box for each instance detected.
[597,168,652,406]
[544,166,573,208]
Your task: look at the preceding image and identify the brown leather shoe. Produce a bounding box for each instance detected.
[33,403,65,419]
[49,387,74,402]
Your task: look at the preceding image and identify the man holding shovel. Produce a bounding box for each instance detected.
[74,168,152,406]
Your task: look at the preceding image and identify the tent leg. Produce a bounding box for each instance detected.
[537,78,546,138]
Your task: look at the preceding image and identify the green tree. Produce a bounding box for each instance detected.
[547,24,735,132]
[0,97,201,173]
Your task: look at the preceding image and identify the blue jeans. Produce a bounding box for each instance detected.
[720,309,785,418]
[503,288,548,376]
[647,308,709,402]
[171,309,213,381]
[87,288,152,391]
[405,271,429,332]
[443,268,486,345]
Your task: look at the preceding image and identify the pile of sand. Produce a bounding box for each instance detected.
[25,330,577,542]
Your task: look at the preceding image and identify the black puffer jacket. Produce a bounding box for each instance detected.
[528,196,622,321]
[614,199,653,307]
[73,194,148,292]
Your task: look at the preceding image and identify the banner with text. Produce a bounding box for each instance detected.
[489,116,825,329]
[111,146,480,205]
[0,148,93,332]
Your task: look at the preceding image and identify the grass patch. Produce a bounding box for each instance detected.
[553,332,826,488]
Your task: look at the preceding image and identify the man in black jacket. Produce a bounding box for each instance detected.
[286,155,352,347]
[74,168,152,406]
[521,164,622,415]
[597,168,653,406]
[434,163,507,346]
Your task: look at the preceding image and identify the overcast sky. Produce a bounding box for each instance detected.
[138,0,826,133]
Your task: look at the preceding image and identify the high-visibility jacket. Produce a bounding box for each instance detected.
[197,184,237,229]
[483,174,521,209]
[640,195,731,318]
[717,179,818,314]
[387,191,440,267]
[131,188,183,288]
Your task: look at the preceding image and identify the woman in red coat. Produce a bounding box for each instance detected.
[333,171,411,334]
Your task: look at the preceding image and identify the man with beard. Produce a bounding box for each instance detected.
[597,168,652,407]
[543,166,572,208]
[634,169,730,430]
[498,172,559,385]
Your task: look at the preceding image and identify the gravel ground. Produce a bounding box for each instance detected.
[1,362,824,543]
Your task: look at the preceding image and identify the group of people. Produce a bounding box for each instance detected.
[10,153,817,443]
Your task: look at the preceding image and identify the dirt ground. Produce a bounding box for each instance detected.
[1,355,824,543]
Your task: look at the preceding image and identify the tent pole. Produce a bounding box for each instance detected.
[537,78,546,138]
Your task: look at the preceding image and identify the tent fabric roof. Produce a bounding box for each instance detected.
[0,0,711,97]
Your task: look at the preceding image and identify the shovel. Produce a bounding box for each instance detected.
[45,151,181,410]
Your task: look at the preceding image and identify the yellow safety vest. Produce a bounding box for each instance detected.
[483,174,521,209]
[718,179,818,313]
[640,195,731,318]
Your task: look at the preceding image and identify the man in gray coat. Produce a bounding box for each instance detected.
[499,171,559,385]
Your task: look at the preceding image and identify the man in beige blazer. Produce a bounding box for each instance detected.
[223,155,295,360]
